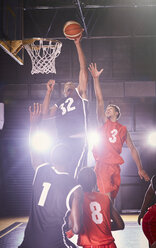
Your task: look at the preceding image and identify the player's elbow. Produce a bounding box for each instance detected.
[72,223,81,234]
[112,221,125,231]
[119,221,125,230]
[72,216,83,234]
[118,215,125,230]
[111,216,125,231]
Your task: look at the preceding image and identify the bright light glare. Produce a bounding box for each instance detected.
[147,132,156,147]
[87,130,101,150]
[30,131,52,152]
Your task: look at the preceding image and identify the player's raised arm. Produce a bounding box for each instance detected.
[29,103,44,170]
[88,63,105,124]
[42,79,57,118]
[74,32,88,99]
[126,131,150,182]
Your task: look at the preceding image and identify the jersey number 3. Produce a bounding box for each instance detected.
[109,129,118,143]
[60,98,76,115]
[90,201,103,224]
[38,182,51,207]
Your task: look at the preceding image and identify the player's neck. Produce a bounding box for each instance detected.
[108,116,117,122]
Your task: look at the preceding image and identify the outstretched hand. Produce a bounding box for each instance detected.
[29,103,42,127]
[88,63,104,79]
[47,80,55,92]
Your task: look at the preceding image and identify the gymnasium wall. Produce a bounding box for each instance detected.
[0,38,156,215]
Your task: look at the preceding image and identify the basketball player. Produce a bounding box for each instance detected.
[138,175,156,248]
[42,32,88,178]
[77,167,124,248]
[18,103,83,248]
[88,63,149,199]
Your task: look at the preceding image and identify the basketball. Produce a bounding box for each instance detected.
[63,21,83,40]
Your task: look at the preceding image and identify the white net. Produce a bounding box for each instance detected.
[24,39,62,74]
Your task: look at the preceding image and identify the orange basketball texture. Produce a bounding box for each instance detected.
[63,21,83,40]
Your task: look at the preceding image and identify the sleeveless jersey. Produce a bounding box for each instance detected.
[93,119,127,165]
[55,88,88,138]
[19,163,78,248]
[77,192,115,246]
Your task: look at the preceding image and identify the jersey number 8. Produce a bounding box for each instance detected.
[90,201,103,224]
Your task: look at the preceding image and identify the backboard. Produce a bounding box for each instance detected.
[0,0,24,64]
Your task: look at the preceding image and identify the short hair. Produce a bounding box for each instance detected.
[77,167,97,192]
[107,104,121,119]
[64,82,76,87]
[49,143,71,170]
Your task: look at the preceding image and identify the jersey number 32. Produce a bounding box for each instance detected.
[60,98,76,115]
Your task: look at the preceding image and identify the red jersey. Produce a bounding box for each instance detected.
[93,119,127,165]
[77,192,115,246]
[142,204,156,246]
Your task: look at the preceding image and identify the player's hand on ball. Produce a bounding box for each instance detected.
[74,29,84,44]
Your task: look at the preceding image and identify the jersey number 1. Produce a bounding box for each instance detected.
[38,182,51,207]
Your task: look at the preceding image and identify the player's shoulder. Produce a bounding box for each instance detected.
[52,168,70,179]
[33,163,53,183]
[116,121,127,132]
[86,191,109,201]
[97,191,110,200]
[116,121,125,128]
[36,162,50,173]
[75,87,88,101]
[100,119,109,129]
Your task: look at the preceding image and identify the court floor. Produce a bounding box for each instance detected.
[0,215,149,248]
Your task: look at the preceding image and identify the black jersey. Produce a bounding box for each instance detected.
[55,88,88,139]
[19,163,79,248]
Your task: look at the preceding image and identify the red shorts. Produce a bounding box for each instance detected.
[95,163,121,199]
[83,243,117,248]
[142,204,156,246]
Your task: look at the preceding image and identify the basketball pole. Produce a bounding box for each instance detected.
[75,0,88,37]
[21,0,24,63]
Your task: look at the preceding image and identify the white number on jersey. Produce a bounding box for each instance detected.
[38,182,51,207]
[109,129,118,143]
[90,201,103,224]
[60,98,76,115]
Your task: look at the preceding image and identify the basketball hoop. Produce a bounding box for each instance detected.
[23,38,62,74]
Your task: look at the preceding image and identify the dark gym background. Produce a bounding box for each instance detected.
[0,0,156,216]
